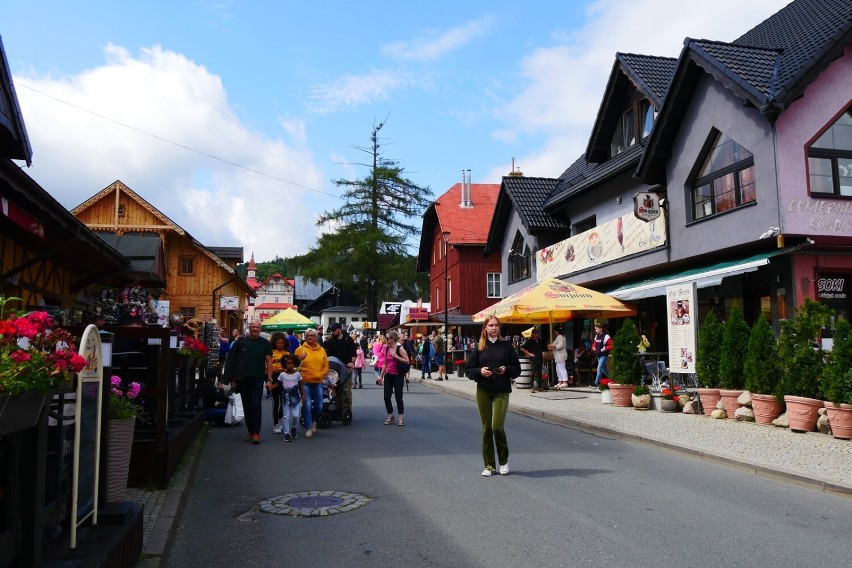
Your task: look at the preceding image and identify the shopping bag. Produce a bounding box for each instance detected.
[225,393,244,425]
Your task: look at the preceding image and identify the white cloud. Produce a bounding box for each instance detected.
[307,69,414,114]
[13,43,328,261]
[491,0,793,179]
[382,16,495,62]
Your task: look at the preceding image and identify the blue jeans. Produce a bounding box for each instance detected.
[283,395,301,433]
[238,377,264,435]
[595,354,609,385]
[302,382,323,430]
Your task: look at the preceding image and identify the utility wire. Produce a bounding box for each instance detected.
[18,82,340,199]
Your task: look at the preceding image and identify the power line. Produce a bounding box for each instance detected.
[18,82,341,199]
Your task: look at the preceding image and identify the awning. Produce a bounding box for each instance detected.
[377,313,400,331]
[607,251,780,301]
[96,232,166,285]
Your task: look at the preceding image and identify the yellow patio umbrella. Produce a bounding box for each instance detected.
[472,278,636,324]
[260,308,316,331]
[521,326,535,338]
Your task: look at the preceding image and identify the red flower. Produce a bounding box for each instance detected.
[9,350,31,363]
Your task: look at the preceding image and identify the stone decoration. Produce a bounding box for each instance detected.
[716,400,725,410]
[737,391,752,407]
[682,400,697,414]
[678,394,692,409]
[735,407,755,422]
[711,409,727,419]
[772,412,789,428]
[817,414,832,435]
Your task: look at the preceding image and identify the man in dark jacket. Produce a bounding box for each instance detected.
[322,322,357,415]
[223,320,272,444]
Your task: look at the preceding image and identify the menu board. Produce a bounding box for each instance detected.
[667,284,697,374]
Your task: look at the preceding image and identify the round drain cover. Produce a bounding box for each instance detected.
[259,491,371,517]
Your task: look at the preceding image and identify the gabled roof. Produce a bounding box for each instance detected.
[208,247,244,262]
[72,180,238,276]
[0,36,32,165]
[95,231,166,285]
[586,53,677,163]
[638,0,852,182]
[256,272,293,290]
[484,176,565,255]
[416,182,499,271]
[545,141,645,210]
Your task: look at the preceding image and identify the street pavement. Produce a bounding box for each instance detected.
[132,367,852,566]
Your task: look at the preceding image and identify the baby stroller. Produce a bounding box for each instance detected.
[302,356,352,429]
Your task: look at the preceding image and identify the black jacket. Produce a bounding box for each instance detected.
[323,334,357,364]
[466,339,521,393]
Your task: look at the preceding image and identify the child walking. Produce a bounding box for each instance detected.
[354,344,365,388]
[277,355,304,442]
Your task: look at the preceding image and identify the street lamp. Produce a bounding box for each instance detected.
[443,231,450,378]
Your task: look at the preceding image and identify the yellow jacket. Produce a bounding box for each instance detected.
[295,343,329,383]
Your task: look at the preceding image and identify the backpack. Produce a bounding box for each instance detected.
[395,345,411,375]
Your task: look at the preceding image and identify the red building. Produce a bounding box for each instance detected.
[417,175,500,334]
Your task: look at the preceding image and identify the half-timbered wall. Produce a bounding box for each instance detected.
[1,233,74,307]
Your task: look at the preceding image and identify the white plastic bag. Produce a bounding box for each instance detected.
[224,393,244,425]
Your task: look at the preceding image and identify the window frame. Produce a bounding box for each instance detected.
[808,108,852,197]
[486,272,501,299]
[179,307,196,321]
[691,131,756,221]
[508,231,532,284]
[179,255,195,275]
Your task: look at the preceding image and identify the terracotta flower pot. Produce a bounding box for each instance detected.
[783,395,823,432]
[719,389,744,419]
[751,393,784,425]
[823,402,852,440]
[696,388,721,416]
[609,384,635,407]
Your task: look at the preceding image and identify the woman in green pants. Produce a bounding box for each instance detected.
[467,315,521,477]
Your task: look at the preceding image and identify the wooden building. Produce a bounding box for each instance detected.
[71,180,253,331]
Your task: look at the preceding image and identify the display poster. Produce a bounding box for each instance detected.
[71,325,103,549]
[666,284,697,374]
[536,210,667,281]
[155,300,170,327]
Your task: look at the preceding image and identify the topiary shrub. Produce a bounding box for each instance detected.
[610,319,643,386]
[743,316,780,396]
[821,317,852,405]
[696,311,723,388]
[778,299,832,399]
[719,305,750,390]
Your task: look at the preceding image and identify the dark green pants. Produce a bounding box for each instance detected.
[476,388,510,471]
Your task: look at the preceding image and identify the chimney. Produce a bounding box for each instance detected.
[460,170,473,208]
[508,157,524,176]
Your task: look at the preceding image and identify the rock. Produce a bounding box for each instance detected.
[772,412,789,428]
[716,399,726,410]
[817,407,827,416]
[678,394,692,409]
[737,391,752,407]
[710,409,727,419]
[817,414,832,435]
[735,406,755,422]
[683,400,697,414]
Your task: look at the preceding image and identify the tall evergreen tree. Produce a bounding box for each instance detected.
[290,122,433,317]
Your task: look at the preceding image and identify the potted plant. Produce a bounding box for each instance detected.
[0,296,87,435]
[718,305,749,418]
[696,311,723,415]
[631,383,651,410]
[659,386,680,412]
[599,378,614,404]
[107,375,143,502]
[743,316,784,425]
[179,336,209,361]
[821,317,852,439]
[610,319,643,407]
[778,299,833,432]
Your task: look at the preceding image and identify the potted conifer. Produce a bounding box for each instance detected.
[610,319,644,408]
[696,311,723,415]
[718,305,749,418]
[821,317,852,439]
[743,316,783,424]
[778,299,832,432]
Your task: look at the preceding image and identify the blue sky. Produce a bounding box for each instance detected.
[0,0,790,261]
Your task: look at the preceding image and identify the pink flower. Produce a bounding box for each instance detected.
[128,382,141,399]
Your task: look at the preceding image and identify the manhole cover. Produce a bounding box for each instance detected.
[259,491,371,517]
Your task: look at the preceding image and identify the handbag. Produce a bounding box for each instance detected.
[224,393,244,425]
[395,345,411,375]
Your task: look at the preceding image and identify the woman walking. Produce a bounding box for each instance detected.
[294,329,328,439]
[467,315,521,477]
[591,322,613,388]
[420,336,434,379]
[379,331,408,426]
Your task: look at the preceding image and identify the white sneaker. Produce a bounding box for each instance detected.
[304,429,313,439]
[499,463,509,475]
[273,423,282,434]
[481,468,493,477]
[310,423,317,433]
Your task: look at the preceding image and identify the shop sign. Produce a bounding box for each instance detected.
[633,191,661,222]
[407,307,429,321]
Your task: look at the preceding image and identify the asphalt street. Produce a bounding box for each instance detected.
[162,373,852,567]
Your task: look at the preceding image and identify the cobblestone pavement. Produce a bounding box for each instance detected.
[130,368,851,566]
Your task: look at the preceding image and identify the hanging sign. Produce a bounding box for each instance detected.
[634,191,661,222]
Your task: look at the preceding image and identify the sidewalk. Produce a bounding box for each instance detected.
[131,367,851,566]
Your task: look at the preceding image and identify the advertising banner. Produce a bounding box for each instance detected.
[667,283,697,374]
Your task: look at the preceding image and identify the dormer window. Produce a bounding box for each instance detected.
[640,99,656,138]
[508,231,532,284]
[692,130,755,220]
[808,107,852,196]
[610,108,635,157]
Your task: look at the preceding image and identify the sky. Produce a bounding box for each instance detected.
[0,0,791,262]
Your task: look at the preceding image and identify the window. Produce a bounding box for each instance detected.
[339,317,346,325]
[448,278,452,304]
[274,297,279,303]
[435,287,440,309]
[573,216,596,235]
[329,317,336,324]
[509,231,532,283]
[117,203,125,217]
[692,131,755,220]
[179,256,195,275]
[808,108,852,196]
[487,273,501,298]
[640,99,656,137]
[610,108,635,157]
[179,307,195,321]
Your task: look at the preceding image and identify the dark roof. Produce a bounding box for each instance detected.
[207,247,243,262]
[545,142,645,210]
[638,0,852,182]
[484,176,565,255]
[0,37,32,165]
[617,53,678,110]
[95,232,166,285]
